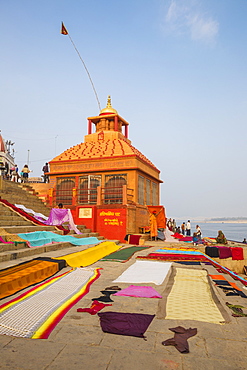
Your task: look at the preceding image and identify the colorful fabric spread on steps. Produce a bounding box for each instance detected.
[100,246,150,262]
[98,312,155,338]
[0,259,59,299]
[113,285,162,298]
[0,268,100,339]
[113,260,172,285]
[0,199,69,234]
[17,231,99,247]
[57,241,121,267]
[137,252,209,262]
[137,247,247,287]
[0,228,27,244]
[165,268,225,324]
[209,274,247,298]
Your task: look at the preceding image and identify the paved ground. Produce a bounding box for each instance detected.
[1,241,247,370]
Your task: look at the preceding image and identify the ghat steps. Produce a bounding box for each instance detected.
[0,179,107,263]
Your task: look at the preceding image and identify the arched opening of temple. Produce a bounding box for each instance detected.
[78,175,101,205]
[104,175,127,204]
[56,178,75,205]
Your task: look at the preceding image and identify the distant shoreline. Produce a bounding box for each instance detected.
[204,221,247,224]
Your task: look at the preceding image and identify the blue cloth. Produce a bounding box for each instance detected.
[18,231,99,247]
[154,249,203,255]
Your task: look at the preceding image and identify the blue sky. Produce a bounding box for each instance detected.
[0,0,247,219]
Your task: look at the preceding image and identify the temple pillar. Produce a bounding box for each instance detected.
[97,186,102,205]
[88,119,92,134]
[122,184,127,205]
[72,188,77,206]
[114,116,118,131]
[125,125,128,139]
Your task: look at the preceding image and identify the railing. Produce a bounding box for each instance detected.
[52,185,135,207]
[54,188,73,206]
[77,187,98,205]
[102,186,124,205]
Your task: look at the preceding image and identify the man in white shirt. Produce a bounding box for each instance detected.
[186,220,191,236]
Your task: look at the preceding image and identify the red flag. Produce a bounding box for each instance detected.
[61,22,68,35]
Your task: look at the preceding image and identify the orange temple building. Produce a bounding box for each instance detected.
[46,96,164,242]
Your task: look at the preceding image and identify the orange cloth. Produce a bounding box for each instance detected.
[150,214,158,237]
[147,206,166,229]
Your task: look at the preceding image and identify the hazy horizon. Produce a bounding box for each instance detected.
[1,0,247,218]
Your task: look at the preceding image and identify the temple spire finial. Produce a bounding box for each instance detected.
[107,95,112,108]
[99,95,118,115]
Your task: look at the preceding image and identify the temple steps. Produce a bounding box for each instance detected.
[0,179,108,265]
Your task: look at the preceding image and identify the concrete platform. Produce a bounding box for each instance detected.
[0,240,247,369]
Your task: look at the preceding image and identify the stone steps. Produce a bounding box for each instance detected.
[0,234,106,263]
[0,178,108,265]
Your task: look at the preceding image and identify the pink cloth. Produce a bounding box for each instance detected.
[44,209,81,234]
[0,236,13,244]
[113,285,162,298]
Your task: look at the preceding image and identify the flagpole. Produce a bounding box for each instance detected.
[61,22,101,111]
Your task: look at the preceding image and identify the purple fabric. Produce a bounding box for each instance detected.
[217,246,232,259]
[113,285,162,298]
[44,208,81,234]
[45,209,70,225]
[98,312,155,338]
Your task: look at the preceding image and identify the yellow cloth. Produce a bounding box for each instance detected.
[56,241,121,267]
[165,268,225,324]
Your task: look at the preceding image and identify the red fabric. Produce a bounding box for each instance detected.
[137,253,208,262]
[217,246,232,259]
[128,235,141,245]
[172,233,184,239]
[77,300,112,315]
[179,236,193,242]
[230,247,244,260]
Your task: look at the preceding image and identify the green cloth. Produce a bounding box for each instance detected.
[100,246,150,262]
[226,302,247,317]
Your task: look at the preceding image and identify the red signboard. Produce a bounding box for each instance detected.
[97,208,127,242]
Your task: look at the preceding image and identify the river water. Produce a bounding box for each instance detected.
[176,220,247,243]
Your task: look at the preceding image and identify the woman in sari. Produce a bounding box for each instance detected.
[216,230,227,244]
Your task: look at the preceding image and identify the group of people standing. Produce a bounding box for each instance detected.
[0,161,31,183]
[1,160,49,183]
[167,218,202,238]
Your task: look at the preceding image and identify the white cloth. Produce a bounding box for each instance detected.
[113,260,172,285]
[15,204,48,221]
[164,228,179,242]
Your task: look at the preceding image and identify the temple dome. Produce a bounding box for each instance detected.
[100,95,118,115]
